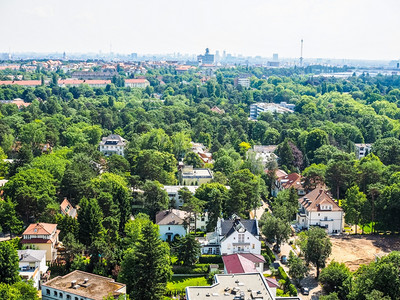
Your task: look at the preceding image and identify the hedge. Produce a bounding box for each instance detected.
[199,255,223,264]
[261,246,275,263]
[278,267,297,296]
[173,264,209,274]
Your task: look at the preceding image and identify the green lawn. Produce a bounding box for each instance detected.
[166,276,208,292]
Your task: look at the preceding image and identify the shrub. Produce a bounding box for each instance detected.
[173,264,210,275]
[199,255,223,264]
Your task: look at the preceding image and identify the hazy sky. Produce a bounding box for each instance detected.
[1,0,400,60]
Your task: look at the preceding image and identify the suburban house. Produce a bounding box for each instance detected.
[222,253,265,274]
[156,209,209,240]
[272,172,305,197]
[60,198,77,219]
[124,78,150,88]
[210,106,225,114]
[163,185,200,208]
[191,142,213,164]
[99,134,127,156]
[179,165,213,185]
[186,272,301,300]
[21,223,60,262]
[156,209,189,241]
[17,249,48,289]
[202,217,261,255]
[355,143,372,159]
[248,145,278,167]
[41,270,126,300]
[297,187,344,234]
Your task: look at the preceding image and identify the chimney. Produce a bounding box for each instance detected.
[71,280,76,288]
[83,278,89,284]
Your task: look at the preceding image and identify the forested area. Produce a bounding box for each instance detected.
[1,65,400,299]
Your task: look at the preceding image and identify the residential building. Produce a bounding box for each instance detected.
[222,253,265,274]
[0,98,31,109]
[163,185,200,208]
[179,165,213,185]
[21,223,60,262]
[71,71,118,80]
[234,74,251,88]
[210,106,225,114]
[186,272,301,300]
[248,145,278,167]
[0,80,42,87]
[58,79,111,88]
[250,102,294,120]
[297,188,344,234]
[267,61,280,67]
[17,249,47,289]
[272,173,305,197]
[355,143,371,159]
[202,217,261,255]
[99,134,127,156]
[41,270,126,300]
[191,142,213,164]
[60,198,77,219]
[124,78,150,88]
[156,209,189,242]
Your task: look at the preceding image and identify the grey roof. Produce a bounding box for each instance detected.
[220,219,259,237]
[17,249,46,262]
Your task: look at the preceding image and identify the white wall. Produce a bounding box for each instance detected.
[220,231,261,255]
[159,224,188,241]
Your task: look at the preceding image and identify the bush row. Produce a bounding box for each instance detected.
[199,255,223,264]
[173,264,210,274]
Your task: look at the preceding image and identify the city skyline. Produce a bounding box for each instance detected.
[1,0,400,61]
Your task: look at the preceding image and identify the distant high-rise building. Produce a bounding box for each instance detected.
[197,48,214,65]
[63,51,67,61]
[130,53,138,60]
[223,50,226,60]
[273,53,279,61]
[215,50,220,62]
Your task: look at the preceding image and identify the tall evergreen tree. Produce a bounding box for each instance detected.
[0,241,20,284]
[77,198,104,246]
[119,222,172,300]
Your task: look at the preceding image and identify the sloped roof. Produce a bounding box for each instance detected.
[299,188,342,212]
[156,209,190,225]
[60,198,77,219]
[220,219,259,237]
[17,249,46,262]
[278,172,303,190]
[23,223,57,235]
[222,254,258,274]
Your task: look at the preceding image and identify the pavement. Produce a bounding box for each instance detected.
[249,200,270,219]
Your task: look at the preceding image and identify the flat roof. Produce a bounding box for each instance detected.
[186,273,275,300]
[182,168,213,178]
[42,270,126,300]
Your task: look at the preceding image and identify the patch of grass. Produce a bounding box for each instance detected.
[166,276,208,292]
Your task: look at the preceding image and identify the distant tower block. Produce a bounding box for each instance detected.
[300,39,304,67]
[273,53,278,61]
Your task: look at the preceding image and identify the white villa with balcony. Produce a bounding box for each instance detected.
[297,187,344,234]
[99,134,127,156]
[201,217,261,255]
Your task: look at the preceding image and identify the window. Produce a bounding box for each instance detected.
[75,297,79,300]
[46,289,50,295]
[252,244,255,249]
[67,296,71,300]
[238,234,244,243]
[59,293,63,298]
[54,291,58,296]
[168,227,170,230]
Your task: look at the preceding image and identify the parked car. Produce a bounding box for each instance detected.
[273,244,281,253]
[301,287,309,295]
[280,255,287,264]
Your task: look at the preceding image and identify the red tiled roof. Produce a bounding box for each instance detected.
[278,173,303,190]
[222,254,265,274]
[58,79,111,85]
[0,80,41,86]
[125,79,148,83]
[23,223,57,235]
[21,238,52,244]
[299,188,343,212]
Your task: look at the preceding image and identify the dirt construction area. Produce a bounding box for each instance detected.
[328,235,400,271]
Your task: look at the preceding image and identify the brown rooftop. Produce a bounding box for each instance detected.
[42,270,126,300]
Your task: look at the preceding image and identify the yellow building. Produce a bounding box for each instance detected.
[21,223,60,263]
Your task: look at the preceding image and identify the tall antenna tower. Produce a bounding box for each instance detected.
[300,39,304,67]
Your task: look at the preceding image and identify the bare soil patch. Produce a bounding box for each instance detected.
[328,235,400,271]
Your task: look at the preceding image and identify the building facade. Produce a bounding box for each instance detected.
[355,143,371,159]
[250,102,295,120]
[17,249,47,289]
[297,188,344,234]
[99,134,127,156]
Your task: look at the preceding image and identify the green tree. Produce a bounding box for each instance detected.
[287,251,308,286]
[372,137,400,165]
[343,186,367,234]
[183,152,204,168]
[319,261,351,299]
[259,212,291,248]
[3,168,56,222]
[303,227,332,278]
[302,163,327,191]
[0,241,19,284]
[77,197,104,247]
[305,129,329,160]
[123,213,152,248]
[142,180,169,221]
[176,234,201,266]
[0,199,23,237]
[214,155,236,175]
[118,222,172,300]
[172,131,191,159]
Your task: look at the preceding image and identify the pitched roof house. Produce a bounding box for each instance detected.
[18,249,48,289]
[21,223,60,262]
[297,187,344,234]
[156,209,190,242]
[99,134,127,156]
[272,172,305,197]
[60,198,77,219]
[222,253,265,274]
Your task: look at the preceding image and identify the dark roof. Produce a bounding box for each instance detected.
[220,219,259,237]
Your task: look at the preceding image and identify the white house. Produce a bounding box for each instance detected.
[41,270,126,300]
[179,165,213,185]
[163,185,200,208]
[271,172,305,197]
[17,249,48,289]
[156,209,189,242]
[99,134,127,156]
[355,143,372,159]
[124,78,150,88]
[202,217,261,255]
[297,187,344,234]
[250,102,294,120]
